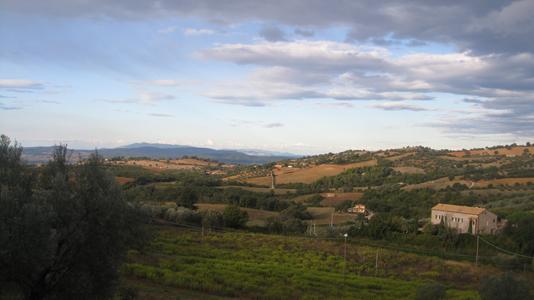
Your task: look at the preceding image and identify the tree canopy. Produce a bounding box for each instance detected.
[0,135,148,299]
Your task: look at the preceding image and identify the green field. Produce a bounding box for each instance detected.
[122,225,482,299]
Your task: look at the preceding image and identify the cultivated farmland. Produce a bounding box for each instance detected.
[121,226,484,299]
[240,159,378,186]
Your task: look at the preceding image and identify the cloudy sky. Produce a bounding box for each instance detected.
[1,0,534,154]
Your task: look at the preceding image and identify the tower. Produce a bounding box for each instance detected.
[270,170,276,190]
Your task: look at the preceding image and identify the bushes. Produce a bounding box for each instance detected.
[479,272,531,300]
[223,205,249,228]
[265,216,306,234]
[415,283,446,300]
[201,210,224,230]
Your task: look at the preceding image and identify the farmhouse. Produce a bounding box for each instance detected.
[431,203,498,235]
[347,204,366,214]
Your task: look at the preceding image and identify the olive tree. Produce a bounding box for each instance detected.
[0,136,148,299]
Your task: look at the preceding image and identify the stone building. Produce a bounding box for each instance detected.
[431,203,498,235]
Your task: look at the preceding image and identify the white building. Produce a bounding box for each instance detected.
[431,203,498,235]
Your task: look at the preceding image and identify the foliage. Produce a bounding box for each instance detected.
[0,138,149,299]
[415,283,446,300]
[335,199,355,212]
[350,213,417,239]
[222,205,249,228]
[479,272,531,300]
[201,210,224,230]
[265,216,306,234]
[502,212,534,256]
[280,203,312,220]
[123,226,481,300]
[176,186,198,209]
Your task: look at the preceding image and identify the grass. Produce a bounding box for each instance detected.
[122,225,482,299]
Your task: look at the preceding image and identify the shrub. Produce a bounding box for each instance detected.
[479,272,531,300]
[223,205,249,228]
[415,283,446,300]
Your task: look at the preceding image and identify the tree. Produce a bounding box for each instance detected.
[177,186,198,209]
[201,210,224,230]
[222,205,248,228]
[503,213,534,256]
[479,273,531,300]
[415,283,446,300]
[0,138,148,299]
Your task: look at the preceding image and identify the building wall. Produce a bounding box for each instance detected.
[478,211,498,234]
[431,210,476,234]
[431,209,498,235]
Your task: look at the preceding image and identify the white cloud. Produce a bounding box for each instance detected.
[183,28,215,36]
[148,112,174,118]
[0,79,43,89]
[145,79,184,86]
[104,91,176,105]
[371,102,430,111]
[158,26,177,34]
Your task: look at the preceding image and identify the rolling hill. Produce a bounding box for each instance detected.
[21,143,299,165]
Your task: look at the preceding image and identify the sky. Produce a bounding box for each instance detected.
[1,0,534,154]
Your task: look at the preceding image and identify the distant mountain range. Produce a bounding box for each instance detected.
[21,143,300,165]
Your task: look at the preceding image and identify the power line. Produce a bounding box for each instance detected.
[478,236,534,259]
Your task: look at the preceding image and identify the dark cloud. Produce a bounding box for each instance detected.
[258,26,286,42]
[2,0,532,54]
[294,28,314,37]
[3,0,534,138]
[463,98,485,104]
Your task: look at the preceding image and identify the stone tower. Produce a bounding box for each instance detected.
[270,170,276,190]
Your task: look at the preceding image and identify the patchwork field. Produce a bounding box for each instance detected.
[403,176,534,191]
[112,158,222,172]
[449,146,534,157]
[122,226,483,299]
[216,185,296,195]
[392,166,425,174]
[115,176,135,185]
[320,192,364,206]
[240,160,378,186]
[384,152,416,161]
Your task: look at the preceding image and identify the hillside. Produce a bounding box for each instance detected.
[108,142,534,298]
[21,144,298,165]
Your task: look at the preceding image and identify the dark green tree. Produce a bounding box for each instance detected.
[177,186,198,209]
[479,272,531,300]
[415,283,446,300]
[0,137,148,299]
[222,205,248,228]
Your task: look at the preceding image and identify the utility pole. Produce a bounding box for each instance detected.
[475,218,480,267]
[343,233,348,292]
[330,212,334,228]
[475,234,480,266]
